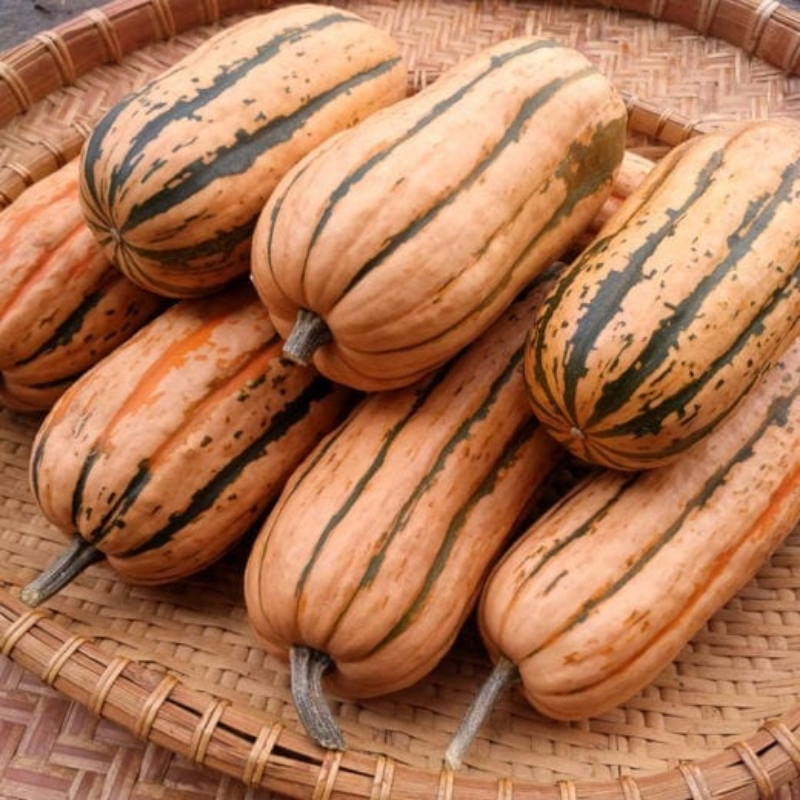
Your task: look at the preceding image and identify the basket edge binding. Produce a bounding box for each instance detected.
[0,0,799,206]
[1,0,800,797]
[4,589,800,799]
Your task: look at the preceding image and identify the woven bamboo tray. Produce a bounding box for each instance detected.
[1,1,799,797]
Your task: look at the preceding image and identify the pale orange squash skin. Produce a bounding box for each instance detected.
[243,271,568,700]
[251,35,628,391]
[79,4,408,299]
[574,149,655,250]
[0,159,166,412]
[524,119,800,470]
[29,283,355,585]
[479,336,800,721]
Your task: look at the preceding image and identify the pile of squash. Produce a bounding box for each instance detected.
[4,3,798,768]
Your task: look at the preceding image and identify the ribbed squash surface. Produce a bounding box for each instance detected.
[29,284,354,583]
[243,270,567,699]
[524,119,800,469]
[79,4,407,298]
[480,334,800,721]
[251,35,628,391]
[0,159,166,412]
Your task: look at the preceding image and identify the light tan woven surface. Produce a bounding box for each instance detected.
[0,1,799,798]
[0,655,275,798]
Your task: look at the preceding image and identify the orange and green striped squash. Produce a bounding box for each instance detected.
[251,35,628,391]
[445,335,800,768]
[243,267,570,750]
[0,159,166,413]
[524,118,800,470]
[79,4,407,299]
[22,283,355,606]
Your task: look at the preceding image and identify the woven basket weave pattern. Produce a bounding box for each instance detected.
[0,2,799,797]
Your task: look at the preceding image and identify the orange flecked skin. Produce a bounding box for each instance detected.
[30,283,355,584]
[0,159,166,412]
[481,336,800,721]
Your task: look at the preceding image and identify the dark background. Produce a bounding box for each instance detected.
[1,0,102,51]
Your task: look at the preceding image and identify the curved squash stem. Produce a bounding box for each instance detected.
[20,535,103,607]
[283,309,332,366]
[443,655,519,771]
[289,645,346,751]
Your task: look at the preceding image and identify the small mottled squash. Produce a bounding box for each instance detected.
[0,159,166,412]
[445,335,800,769]
[251,35,628,391]
[21,283,355,606]
[243,267,571,750]
[524,118,800,470]
[79,4,407,298]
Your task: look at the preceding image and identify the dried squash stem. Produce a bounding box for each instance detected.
[289,645,346,751]
[20,535,103,607]
[282,309,332,366]
[443,655,519,770]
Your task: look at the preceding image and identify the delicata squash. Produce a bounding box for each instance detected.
[21,283,354,606]
[79,4,407,298]
[524,118,800,470]
[0,159,166,412]
[445,335,800,769]
[243,268,571,750]
[251,35,628,391]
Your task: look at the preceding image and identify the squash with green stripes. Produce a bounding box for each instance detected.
[0,159,166,413]
[251,35,628,391]
[79,4,407,298]
[524,119,800,470]
[444,336,800,769]
[243,268,570,751]
[21,283,355,606]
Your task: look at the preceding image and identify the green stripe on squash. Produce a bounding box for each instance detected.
[22,284,356,606]
[243,267,571,750]
[79,4,407,298]
[251,34,628,391]
[523,118,800,470]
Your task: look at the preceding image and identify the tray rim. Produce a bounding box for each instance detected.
[1,0,800,797]
[2,0,799,206]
